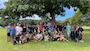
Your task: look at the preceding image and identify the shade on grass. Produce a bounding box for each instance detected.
[0,26,90,51]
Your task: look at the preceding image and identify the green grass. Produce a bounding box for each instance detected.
[0,26,90,51]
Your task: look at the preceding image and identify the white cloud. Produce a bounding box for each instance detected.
[31,14,42,20]
[19,14,42,20]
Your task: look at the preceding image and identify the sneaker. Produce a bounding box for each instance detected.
[19,41,22,44]
[79,40,84,43]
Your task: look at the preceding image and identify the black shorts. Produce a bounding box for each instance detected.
[79,34,83,40]
[7,33,10,36]
[15,37,20,42]
[29,31,33,33]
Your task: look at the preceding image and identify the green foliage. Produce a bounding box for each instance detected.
[81,12,90,26]
[0,0,90,23]
[63,10,84,25]
[69,10,83,25]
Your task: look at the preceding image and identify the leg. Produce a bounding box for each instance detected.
[10,37,14,43]
[7,33,10,42]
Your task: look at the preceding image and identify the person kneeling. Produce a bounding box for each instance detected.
[44,33,49,41]
[35,32,43,41]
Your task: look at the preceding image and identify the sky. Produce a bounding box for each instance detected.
[0,0,75,21]
[56,7,75,21]
[0,0,8,8]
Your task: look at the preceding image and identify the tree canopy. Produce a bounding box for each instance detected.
[0,0,90,24]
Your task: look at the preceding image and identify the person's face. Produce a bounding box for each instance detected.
[18,24,21,27]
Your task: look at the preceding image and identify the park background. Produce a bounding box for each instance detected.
[0,0,90,51]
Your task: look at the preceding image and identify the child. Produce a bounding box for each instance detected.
[35,32,43,41]
[9,24,15,44]
[44,32,49,41]
[26,32,32,41]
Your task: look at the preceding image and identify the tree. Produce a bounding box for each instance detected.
[69,10,83,25]
[0,0,90,24]
[81,12,90,25]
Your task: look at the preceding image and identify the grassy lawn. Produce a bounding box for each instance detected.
[0,26,90,51]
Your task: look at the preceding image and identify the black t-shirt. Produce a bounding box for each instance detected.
[57,25,63,31]
[78,27,84,32]
[23,27,27,32]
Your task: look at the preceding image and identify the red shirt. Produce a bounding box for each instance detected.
[39,24,44,31]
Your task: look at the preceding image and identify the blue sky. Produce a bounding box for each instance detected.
[0,0,75,21]
[56,7,75,21]
[0,0,8,8]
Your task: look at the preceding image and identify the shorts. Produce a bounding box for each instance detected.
[29,31,33,33]
[15,34,22,41]
[7,33,10,36]
[10,34,15,38]
[15,37,20,42]
[78,34,83,40]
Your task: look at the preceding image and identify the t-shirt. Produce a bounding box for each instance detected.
[36,34,42,39]
[71,26,74,31]
[66,25,71,32]
[10,27,15,35]
[7,26,11,33]
[26,34,30,38]
[15,26,23,35]
[78,27,84,32]
[28,27,34,32]
[39,24,44,31]
[47,22,51,27]
[23,27,27,32]
[57,25,63,31]
[49,25,54,32]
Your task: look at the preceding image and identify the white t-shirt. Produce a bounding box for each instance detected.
[7,26,11,33]
[15,26,23,35]
[47,22,51,27]
[36,34,42,39]
[26,34,30,38]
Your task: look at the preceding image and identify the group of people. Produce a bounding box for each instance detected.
[7,21,84,45]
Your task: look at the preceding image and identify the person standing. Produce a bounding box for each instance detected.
[9,24,15,44]
[15,23,23,44]
[66,23,71,40]
[70,25,75,40]
[77,26,84,43]
[57,23,63,33]
[38,23,44,33]
[7,23,11,42]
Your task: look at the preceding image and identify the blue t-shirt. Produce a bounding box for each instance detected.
[49,26,54,32]
[28,27,34,32]
[10,27,15,35]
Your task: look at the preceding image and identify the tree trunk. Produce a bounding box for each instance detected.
[50,12,56,25]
